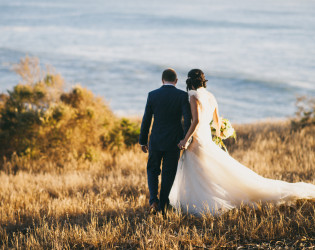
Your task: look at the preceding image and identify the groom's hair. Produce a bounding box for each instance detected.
[162,68,177,82]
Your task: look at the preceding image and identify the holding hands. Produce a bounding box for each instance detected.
[178,139,189,150]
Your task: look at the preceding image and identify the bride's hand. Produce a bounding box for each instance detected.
[178,139,188,150]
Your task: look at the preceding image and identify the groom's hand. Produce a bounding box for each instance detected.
[141,145,148,153]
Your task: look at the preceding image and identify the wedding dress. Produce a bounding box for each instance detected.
[169,87,315,215]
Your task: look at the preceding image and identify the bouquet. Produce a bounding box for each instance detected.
[210,118,236,152]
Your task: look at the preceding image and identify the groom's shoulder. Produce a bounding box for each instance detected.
[147,88,160,97]
[175,88,188,98]
[148,87,188,97]
[149,88,160,94]
[176,88,188,94]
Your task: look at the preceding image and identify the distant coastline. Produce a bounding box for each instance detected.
[1,0,315,123]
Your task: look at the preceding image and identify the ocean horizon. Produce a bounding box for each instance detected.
[1,0,315,123]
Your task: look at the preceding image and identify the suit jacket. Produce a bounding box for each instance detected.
[139,85,192,151]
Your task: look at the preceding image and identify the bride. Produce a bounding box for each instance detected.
[169,69,315,215]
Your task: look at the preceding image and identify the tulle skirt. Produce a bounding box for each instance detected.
[169,136,315,215]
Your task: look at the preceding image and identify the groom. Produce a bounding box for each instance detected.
[139,68,191,214]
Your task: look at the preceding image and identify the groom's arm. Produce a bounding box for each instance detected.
[139,93,153,148]
[182,92,192,136]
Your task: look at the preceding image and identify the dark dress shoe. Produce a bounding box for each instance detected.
[149,202,159,215]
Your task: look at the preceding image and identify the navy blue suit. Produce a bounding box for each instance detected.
[139,85,191,212]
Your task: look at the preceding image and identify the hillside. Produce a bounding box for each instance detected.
[0,58,314,248]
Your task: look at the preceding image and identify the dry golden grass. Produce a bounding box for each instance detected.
[0,121,315,249]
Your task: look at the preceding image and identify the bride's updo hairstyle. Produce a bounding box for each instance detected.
[186,69,208,91]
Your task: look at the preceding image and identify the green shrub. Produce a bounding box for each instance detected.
[100,118,141,152]
[0,57,140,164]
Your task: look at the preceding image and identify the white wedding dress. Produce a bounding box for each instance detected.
[169,87,315,215]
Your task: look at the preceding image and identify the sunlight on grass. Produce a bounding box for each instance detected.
[0,57,314,248]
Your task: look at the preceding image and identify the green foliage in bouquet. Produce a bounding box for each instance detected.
[210,118,236,152]
[0,57,140,163]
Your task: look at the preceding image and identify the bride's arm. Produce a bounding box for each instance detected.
[178,95,199,149]
[213,107,221,137]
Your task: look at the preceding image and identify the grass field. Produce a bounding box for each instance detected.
[0,120,314,249]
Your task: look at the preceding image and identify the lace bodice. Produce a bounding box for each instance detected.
[188,87,218,139]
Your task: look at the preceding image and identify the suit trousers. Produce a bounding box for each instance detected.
[147,148,180,212]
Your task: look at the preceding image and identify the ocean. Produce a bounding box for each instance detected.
[1,0,315,123]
